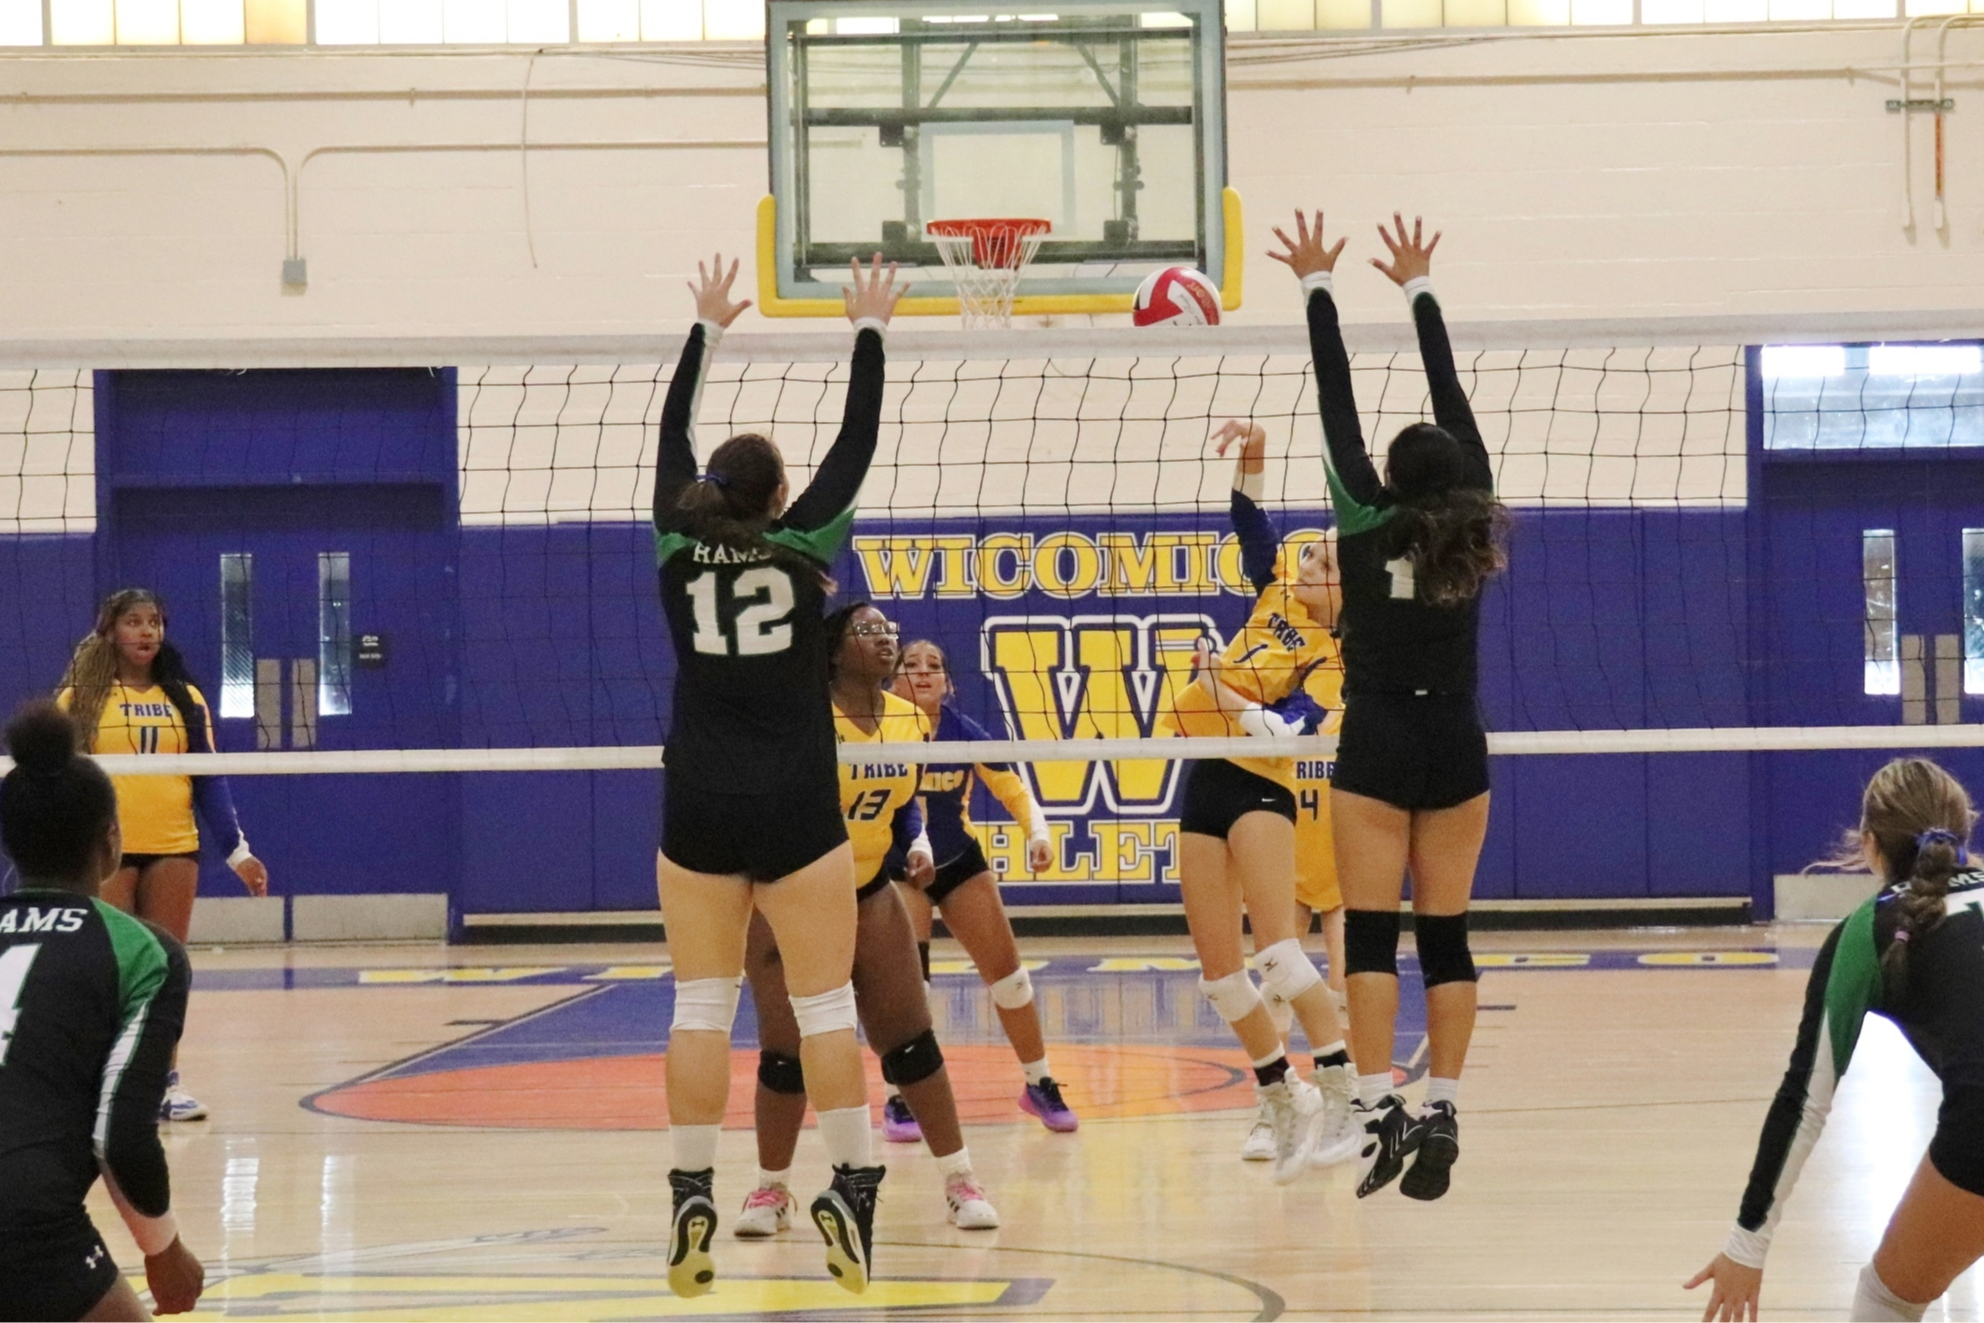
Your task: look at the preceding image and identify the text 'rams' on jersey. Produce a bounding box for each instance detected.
[1161,555,1343,791]
[0,893,189,1251]
[835,692,928,885]
[649,319,886,796]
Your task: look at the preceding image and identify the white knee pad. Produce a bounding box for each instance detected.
[1853,1264,1929,1323]
[1265,988,1295,1036]
[1254,938,1323,1003]
[790,981,859,1039]
[989,966,1035,1010]
[670,976,742,1034]
[1199,970,1264,1024]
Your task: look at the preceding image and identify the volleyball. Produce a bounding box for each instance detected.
[1132,265,1222,327]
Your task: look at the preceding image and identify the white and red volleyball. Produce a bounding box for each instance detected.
[1132,266,1222,327]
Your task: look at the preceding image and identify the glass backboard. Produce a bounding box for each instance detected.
[761,0,1234,317]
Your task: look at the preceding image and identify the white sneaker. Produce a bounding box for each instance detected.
[733,1184,793,1238]
[945,1172,1000,1230]
[1240,1097,1277,1162]
[1308,1064,1360,1168]
[159,1071,207,1122]
[1260,1076,1321,1185]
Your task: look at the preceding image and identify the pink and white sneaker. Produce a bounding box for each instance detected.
[733,1184,794,1239]
[944,1172,999,1230]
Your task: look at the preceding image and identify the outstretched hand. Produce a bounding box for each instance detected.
[1267,211,1347,282]
[1371,213,1440,287]
[844,254,907,326]
[688,254,752,328]
[1684,1254,1762,1323]
[1210,419,1267,465]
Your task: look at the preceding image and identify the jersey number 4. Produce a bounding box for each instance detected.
[686,567,796,657]
[0,944,42,1067]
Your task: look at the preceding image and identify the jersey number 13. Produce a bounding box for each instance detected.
[686,567,796,657]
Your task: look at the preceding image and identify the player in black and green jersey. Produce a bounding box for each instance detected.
[0,702,203,1321]
[1272,211,1510,1203]
[651,254,905,1300]
[1690,758,1984,1323]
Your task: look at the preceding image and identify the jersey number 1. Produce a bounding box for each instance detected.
[687,567,796,657]
[0,944,42,1067]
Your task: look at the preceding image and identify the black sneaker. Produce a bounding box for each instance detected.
[1354,1095,1424,1199]
[1400,1101,1458,1201]
[812,1163,885,1295]
[666,1168,717,1298]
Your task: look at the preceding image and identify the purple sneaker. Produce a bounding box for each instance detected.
[881,1094,922,1144]
[1020,1078,1079,1132]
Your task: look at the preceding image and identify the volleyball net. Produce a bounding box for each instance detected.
[1,319,1980,900]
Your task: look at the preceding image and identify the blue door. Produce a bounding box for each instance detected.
[96,370,462,903]
[1757,454,1984,877]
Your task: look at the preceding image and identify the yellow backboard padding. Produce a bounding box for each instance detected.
[754,192,1244,319]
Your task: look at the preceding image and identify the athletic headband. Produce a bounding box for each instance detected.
[1916,828,1970,867]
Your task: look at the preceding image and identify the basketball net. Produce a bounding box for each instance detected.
[925,219,1051,329]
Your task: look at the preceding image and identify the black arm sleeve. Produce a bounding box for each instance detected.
[101,930,189,1219]
[1410,292,1492,492]
[653,323,712,534]
[1231,490,1281,594]
[1307,289,1386,516]
[1736,922,1843,1233]
[782,327,886,533]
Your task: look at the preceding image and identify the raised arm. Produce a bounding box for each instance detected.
[1373,214,1491,492]
[1211,420,1280,595]
[654,256,753,535]
[1270,212,1387,535]
[1687,911,1880,1320]
[779,258,905,552]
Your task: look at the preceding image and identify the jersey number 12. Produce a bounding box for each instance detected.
[0,944,42,1067]
[687,567,796,657]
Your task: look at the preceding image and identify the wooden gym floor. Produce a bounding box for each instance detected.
[99,925,1969,1321]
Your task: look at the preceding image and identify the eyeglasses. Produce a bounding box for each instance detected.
[850,622,899,638]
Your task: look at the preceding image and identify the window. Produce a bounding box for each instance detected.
[1966,528,1984,696]
[1763,342,1984,451]
[220,553,254,719]
[318,552,351,718]
[1865,530,1900,697]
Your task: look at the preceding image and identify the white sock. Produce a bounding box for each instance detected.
[758,1166,791,1190]
[1424,1076,1460,1108]
[672,1123,720,1173]
[1021,1058,1051,1086]
[816,1105,873,1171]
[1853,1264,1928,1322]
[937,1146,974,1179]
[1357,1072,1393,1108]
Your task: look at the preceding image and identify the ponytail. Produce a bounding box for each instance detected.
[1,701,117,883]
[1843,757,1977,997]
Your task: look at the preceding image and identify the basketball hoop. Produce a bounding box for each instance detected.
[925,218,1051,328]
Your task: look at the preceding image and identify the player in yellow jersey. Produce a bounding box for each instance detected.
[55,588,267,1124]
[738,603,999,1237]
[1159,420,1359,1182]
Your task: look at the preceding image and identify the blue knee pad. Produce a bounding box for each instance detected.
[1344,908,1401,977]
[1415,912,1478,988]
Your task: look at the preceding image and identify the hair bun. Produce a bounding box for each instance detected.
[5,701,81,776]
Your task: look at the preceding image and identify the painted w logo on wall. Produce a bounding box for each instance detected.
[981,613,1215,815]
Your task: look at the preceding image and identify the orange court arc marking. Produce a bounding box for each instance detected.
[309,1044,1254,1131]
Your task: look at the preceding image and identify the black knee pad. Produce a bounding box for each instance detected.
[1415,912,1478,988]
[757,1049,806,1095]
[918,940,931,984]
[878,1027,944,1087]
[1344,908,1402,977]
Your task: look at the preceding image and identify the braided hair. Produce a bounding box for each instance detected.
[58,589,213,755]
[1848,757,1977,997]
